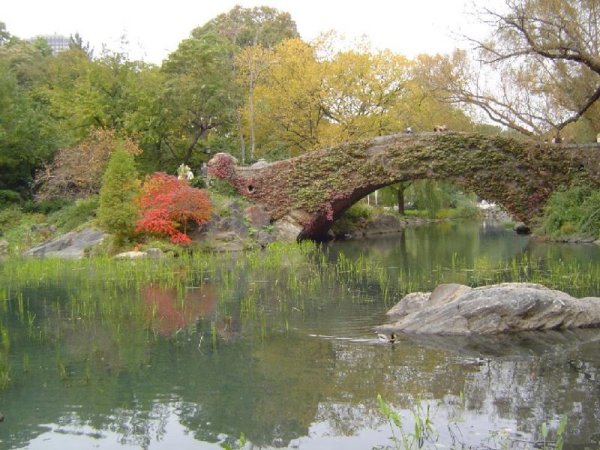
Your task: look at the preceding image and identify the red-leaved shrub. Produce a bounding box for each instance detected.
[136,173,212,244]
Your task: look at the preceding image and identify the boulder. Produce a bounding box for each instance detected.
[272,211,311,241]
[216,216,248,237]
[203,231,248,252]
[244,205,271,228]
[399,328,600,359]
[113,248,165,259]
[114,251,147,259]
[376,283,600,335]
[23,228,105,259]
[144,247,165,259]
[363,214,403,236]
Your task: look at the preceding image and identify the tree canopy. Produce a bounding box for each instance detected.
[425,0,600,139]
[1,2,597,204]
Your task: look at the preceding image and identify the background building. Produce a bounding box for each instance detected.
[31,34,70,54]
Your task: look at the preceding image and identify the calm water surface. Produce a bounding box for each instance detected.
[1,221,599,449]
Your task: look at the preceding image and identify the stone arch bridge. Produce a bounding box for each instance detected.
[207,132,600,241]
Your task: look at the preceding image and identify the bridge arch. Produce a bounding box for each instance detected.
[208,132,599,241]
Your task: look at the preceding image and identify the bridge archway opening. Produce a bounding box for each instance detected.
[317,180,492,241]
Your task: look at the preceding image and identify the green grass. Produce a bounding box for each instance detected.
[538,185,600,240]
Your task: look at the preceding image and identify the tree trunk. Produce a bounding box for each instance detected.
[236,111,246,164]
[249,76,256,162]
[397,186,405,215]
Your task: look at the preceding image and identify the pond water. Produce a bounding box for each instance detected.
[1,221,600,449]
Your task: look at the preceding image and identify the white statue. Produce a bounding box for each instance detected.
[177,163,194,181]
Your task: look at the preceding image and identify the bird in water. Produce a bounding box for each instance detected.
[377,332,397,343]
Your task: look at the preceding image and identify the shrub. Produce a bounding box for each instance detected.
[539,185,600,238]
[579,190,600,238]
[452,197,482,219]
[136,173,212,245]
[35,128,142,200]
[22,198,70,214]
[331,202,374,236]
[97,149,140,243]
[48,196,99,231]
[0,206,25,233]
[0,190,22,208]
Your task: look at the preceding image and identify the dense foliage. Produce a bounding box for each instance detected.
[539,185,600,239]
[35,128,142,200]
[136,173,212,245]
[0,1,598,246]
[97,149,140,243]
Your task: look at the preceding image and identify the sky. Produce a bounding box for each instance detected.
[1,0,497,63]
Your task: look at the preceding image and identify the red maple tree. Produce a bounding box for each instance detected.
[136,173,212,244]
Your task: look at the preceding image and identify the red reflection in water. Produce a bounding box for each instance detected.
[141,284,217,335]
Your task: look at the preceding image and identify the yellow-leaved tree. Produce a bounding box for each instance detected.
[320,48,411,144]
[250,38,326,158]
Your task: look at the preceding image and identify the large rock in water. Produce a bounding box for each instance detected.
[376,283,600,335]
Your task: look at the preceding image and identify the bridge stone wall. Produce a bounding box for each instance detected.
[208,132,600,240]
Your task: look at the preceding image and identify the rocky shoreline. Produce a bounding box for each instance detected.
[9,201,599,259]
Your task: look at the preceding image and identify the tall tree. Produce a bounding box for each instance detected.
[322,48,411,142]
[252,38,326,156]
[97,148,140,244]
[236,44,272,162]
[426,0,600,137]
[160,32,237,166]
[193,6,299,162]
[192,5,299,49]
[0,31,58,196]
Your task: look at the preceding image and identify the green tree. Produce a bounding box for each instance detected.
[159,32,237,166]
[0,22,15,47]
[236,44,272,162]
[42,47,153,141]
[0,59,57,195]
[193,5,299,49]
[97,148,140,243]
[191,6,298,162]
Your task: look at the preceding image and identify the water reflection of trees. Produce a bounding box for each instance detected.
[2,318,600,448]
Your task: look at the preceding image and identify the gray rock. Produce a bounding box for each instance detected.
[256,230,275,248]
[23,228,105,259]
[399,328,600,359]
[377,283,600,335]
[244,205,271,228]
[223,199,243,215]
[364,214,403,236]
[217,216,249,237]
[114,250,147,259]
[250,158,270,169]
[206,231,247,252]
[144,248,164,258]
[272,211,310,241]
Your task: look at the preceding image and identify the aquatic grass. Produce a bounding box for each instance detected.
[0,241,599,387]
[0,324,10,388]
